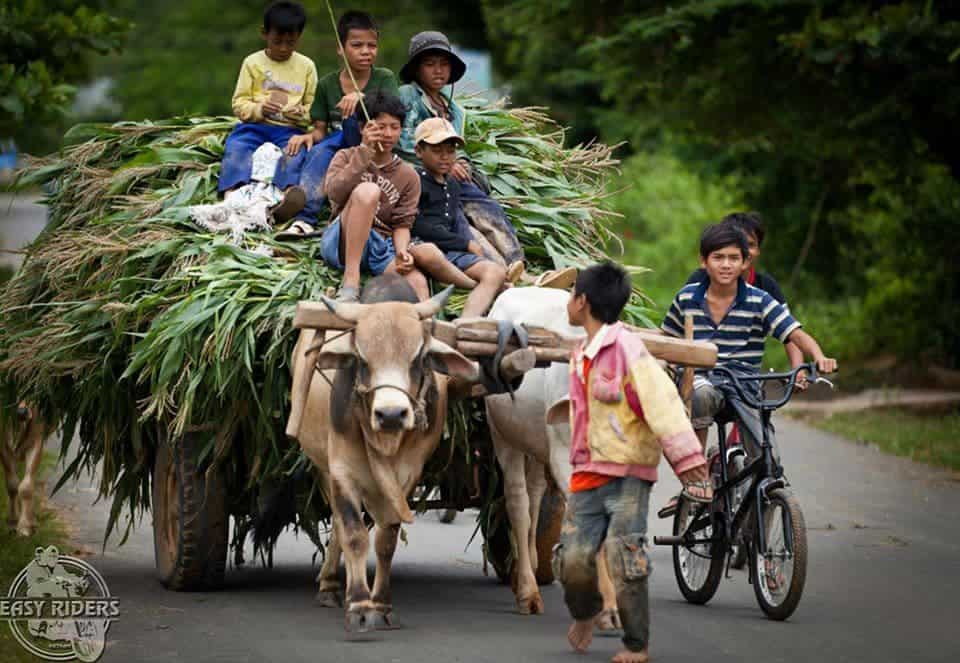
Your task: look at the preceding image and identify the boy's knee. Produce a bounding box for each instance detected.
[403,270,429,298]
[350,182,380,205]
[554,542,597,589]
[605,534,651,584]
[482,262,506,283]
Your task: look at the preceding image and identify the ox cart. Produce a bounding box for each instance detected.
[152,300,716,591]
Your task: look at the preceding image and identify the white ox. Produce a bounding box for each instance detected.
[485,286,619,624]
[1,403,49,537]
[291,275,479,633]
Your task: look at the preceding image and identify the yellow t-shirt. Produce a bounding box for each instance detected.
[231,50,318,129]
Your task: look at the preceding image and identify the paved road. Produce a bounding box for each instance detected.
[0,193,47,270]
[3,197,960,663]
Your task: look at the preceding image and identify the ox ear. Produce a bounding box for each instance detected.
[545,396,571,426]
[426,337,479,381]
[413,286,454,320]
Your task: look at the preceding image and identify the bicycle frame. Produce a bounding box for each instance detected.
[662,363,821,561]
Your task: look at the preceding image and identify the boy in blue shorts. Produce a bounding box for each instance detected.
[409,118,509,317]
[219,1,316,222]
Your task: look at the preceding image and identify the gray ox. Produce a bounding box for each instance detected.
[1,403,50,537]
[485,287,619,625]
[291,275,478,632]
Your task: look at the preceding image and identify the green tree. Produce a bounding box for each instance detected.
[484,0,960,363]
[0,0,129,152]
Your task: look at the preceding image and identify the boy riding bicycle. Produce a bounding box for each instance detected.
[661,224,836,488]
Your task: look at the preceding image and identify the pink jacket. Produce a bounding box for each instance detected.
[568,323,705,482]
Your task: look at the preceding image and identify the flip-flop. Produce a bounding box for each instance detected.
[505,261,525,284]
[534,266,578,290]
[275,219,323,241]
[681,479,714,504]
[335,285,360,303]
[268,186,306,225]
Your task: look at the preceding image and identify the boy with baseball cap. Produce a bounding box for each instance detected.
[410,117,511,317]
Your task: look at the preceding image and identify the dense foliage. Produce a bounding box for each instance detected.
[485,0,960,365]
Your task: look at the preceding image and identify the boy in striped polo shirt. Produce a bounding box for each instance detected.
[662,224,836,458]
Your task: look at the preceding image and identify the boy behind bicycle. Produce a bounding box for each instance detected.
[662,224,837,463]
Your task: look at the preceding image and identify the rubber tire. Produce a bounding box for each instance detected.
[437,509,458,524]
[672,497,724,605]
[751,488,807,621]
[534,485,565,585]
[152,433,228,590]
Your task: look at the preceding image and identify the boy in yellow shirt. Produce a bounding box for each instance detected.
[218,1,316,223]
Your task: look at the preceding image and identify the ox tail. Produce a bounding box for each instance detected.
[365,445,415,524]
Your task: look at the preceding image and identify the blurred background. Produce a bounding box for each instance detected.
[2,0,958,379]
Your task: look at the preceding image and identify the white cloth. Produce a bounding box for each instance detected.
[189,143,284,243]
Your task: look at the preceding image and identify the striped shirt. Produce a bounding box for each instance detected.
[661,278,801,373]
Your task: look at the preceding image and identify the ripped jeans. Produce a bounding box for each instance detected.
[555,476,652,653]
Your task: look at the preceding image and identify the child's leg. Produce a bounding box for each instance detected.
[338,183,381,290]
[408,244,477,290]
[462,260,507,318]
[604,478,654,661]
[557,486,610,653]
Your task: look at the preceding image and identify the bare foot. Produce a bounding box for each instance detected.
[611,649,649,663]
[567,619,594,653]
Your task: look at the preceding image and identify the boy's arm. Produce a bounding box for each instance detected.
[322,147,373,206]
[661,294,686,338]
[389,168,422,236]
[625,350,706,475]
[395,85,419,162]
[786,328,837,373]
[231,58,262,122]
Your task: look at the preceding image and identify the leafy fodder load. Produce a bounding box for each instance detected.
[0,103,641,553]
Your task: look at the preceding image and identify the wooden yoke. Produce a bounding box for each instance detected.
[286,302,717,436]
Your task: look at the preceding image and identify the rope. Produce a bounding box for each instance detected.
[323,0,371,123]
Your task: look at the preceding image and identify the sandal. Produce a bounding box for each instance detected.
[275,219,323,241]
[268,186,306,225]
[506,261,525,285]
[681,479,714,504]
[533,266,577,290]
[335,285,360,303]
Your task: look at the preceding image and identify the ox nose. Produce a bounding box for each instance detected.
[374,406,410,430]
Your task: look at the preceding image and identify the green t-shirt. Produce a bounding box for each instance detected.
[311,67,399,129]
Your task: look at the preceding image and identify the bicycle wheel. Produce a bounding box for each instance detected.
[672,497,724,604]
[751,488,807,620]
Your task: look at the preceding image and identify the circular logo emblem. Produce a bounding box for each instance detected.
[1,545,117,662]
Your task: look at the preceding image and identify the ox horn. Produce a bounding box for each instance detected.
[319,294,368,324]
[412,285,454,320]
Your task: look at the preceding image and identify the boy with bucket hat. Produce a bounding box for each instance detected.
[396,31,526,270]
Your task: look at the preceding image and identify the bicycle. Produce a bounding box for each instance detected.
[654,362,833,620]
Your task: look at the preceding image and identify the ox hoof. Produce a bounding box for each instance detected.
[595,608,622,633]
[517,592,545,615]
[315,589,344,608]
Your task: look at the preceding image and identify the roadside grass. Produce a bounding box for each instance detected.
[799,408,960,472]
[0,451,68,663]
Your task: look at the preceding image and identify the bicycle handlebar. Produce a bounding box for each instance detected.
[710,362,829,411]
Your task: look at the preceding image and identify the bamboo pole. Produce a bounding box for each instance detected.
[680,314,695,414]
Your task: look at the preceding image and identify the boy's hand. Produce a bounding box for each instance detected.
[794,368,809,392]
[285,133,315,156]
[815,356,838,374]
[261,99,284,118]
[395,249,415,274]
[678,464,708,486]
[451,159,471,182]
[337,91,365,120]
[361,120,384,152]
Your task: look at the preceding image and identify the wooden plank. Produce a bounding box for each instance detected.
[293,302,353,331]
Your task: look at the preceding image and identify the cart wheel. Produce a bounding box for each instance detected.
[534,485,565,584]
[152,433,228,590]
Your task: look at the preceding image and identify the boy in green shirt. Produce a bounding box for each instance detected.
[277,11,399,238]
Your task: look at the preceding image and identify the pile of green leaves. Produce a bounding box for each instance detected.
[0,105,635,546]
